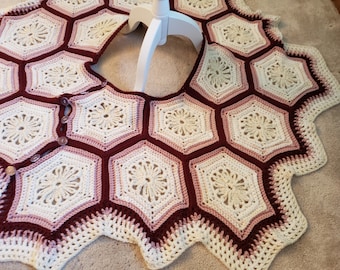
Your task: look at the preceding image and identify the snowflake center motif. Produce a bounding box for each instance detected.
[13,21,48,47]
[128,160,168,203]
[165,108,199,136]
[206,55,232,89]
[223,24,253,46]
[240,112,277,143]
[45,65,79,88]
[1,114,41,145]
[36,165,81,206]
[267,62,299,90]
[210,168,250,210]
[88,19,118,39]
[87,101,125,131]
[191,148,274,239]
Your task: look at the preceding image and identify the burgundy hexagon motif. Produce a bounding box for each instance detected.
[251,47,319,105]
[25,51,101,98]
[190,147,274,239]
[109,140,189,231]
[7,146,102,231]
[0,9,67,60]
[191,43,248,104]
[149,93,219,154]
[207,13,270,56]
[67,85,145,151]
[68,9,128,53]
[0,97,59,163]
[222,95,300,162]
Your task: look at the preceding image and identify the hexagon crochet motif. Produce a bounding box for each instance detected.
[0,0,339,270]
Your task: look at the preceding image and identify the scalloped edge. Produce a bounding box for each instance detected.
[0,0,42,18]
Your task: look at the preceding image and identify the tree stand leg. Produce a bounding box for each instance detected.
[124,0,203,92]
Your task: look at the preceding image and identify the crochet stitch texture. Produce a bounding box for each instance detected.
[0,0,339,269]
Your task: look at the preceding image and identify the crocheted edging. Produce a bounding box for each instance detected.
[0,178,306,270]
[229,0,258,15]
[0,0,42,18]
[283,43,340,176]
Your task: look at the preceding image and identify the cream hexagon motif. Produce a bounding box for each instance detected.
[191,43,248,104]
[67,85,144,151]
[149,93,219,154]
[25,51,101,98]
[109,0,152,12]
[109,140,189,231]
[207,14,270,56]
[222,95,300,162]
[0,59,19,99]
[251,47,319,105]
[69,9,128,53]
[174,0,227,20]
[0,9,67,60]
[7,147,102,231]
[190,147,274,239]
[0,97,59,164]
[47,0,105,17]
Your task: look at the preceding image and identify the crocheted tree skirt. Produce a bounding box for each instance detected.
[0,0,339,269]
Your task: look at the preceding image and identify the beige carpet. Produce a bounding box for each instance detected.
[0,0,339,269]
